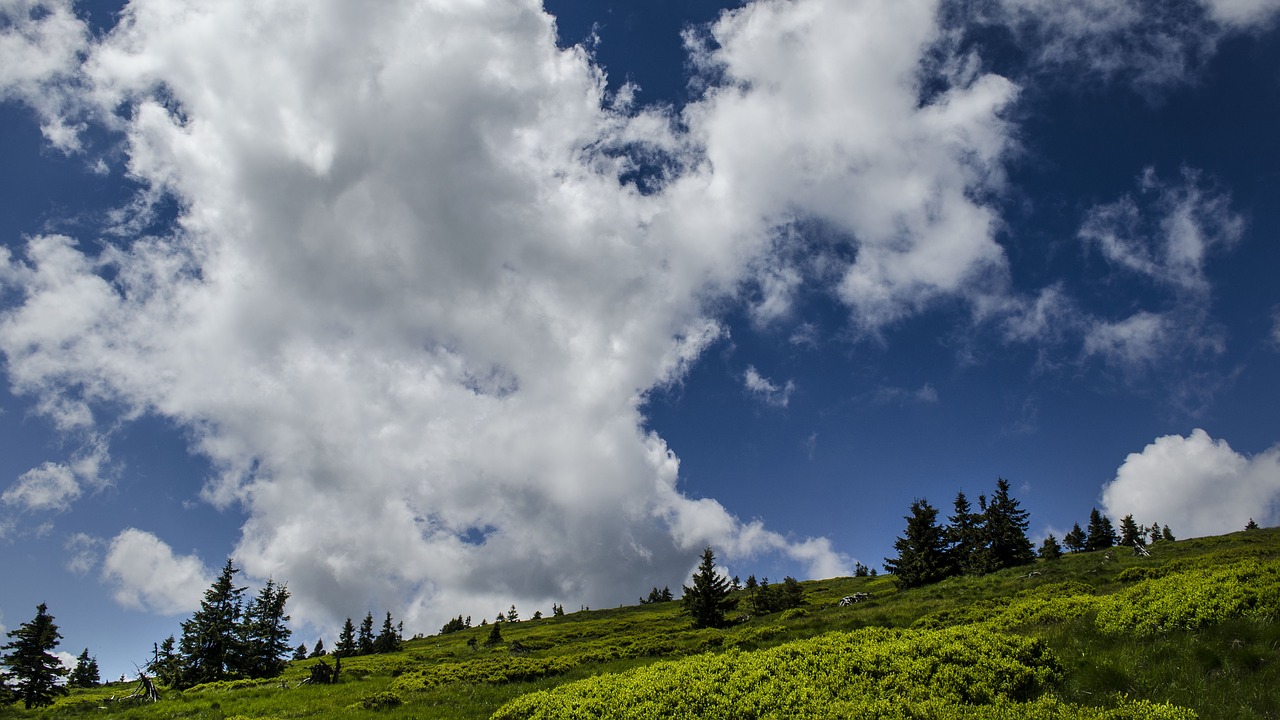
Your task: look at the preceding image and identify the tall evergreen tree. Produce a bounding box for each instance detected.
[237,578,291,678]
[1064,523,1087,553]
[984,478,1035,571]
[68,648,100,688]
[1085,509,1118,551]
[1119,514,1144,547]
[177,559,247,687]
[682,547,737,629]
[335,618,357,658]
[357,613,375,656]
[374,612,401,654]
[1246,518,1261,531]
[946,491,988,575]
[884,499,950,588]
[293,644,308,662]
[0,603,69,709]
[309,638,326,658]
[1162,524,1175,542]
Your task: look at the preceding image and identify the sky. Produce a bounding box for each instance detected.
[1,0,1279,681]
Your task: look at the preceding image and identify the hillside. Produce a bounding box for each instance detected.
[23,527,1280,719]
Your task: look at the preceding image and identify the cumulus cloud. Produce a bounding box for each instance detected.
[101,528,212,615]
[1101,429,1280,537]
[743,366,795,408]
[0,0,1049,632]
[1202,0,1280,26]
[0,0,90,150]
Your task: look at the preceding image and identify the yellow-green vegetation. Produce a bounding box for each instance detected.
[21,527,1280,719]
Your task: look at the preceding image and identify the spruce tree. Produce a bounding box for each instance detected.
[485,622,503,646]
[238,578,291,678]
[1246,518,1260,531]
[374,612,400,654]
[148,635,181,687]
[293,644,308,662]
[177,559,247,687]
[984,478,1035,571]
[1038,535,1063,561]
[335,618,357,658]
[681,547,737,629]
[310,638,326,658]
[1119,514,1143,547]
[0,603,69,709]
[1064,523,1087,553]
[507,605,520,623]
[1162,524,1175,542]
[357,613,375,656]
[1085,508,1118,551]
[883,499,950,588]
[68,648,100,688]
[946,491,988,575]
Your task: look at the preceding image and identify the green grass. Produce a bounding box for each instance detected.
[15,527,1280,719]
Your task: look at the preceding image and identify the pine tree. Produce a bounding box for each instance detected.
[177,559,247,688]
[660,586,673,602]
[1085,509,1118,551]
[1162,524,1175,542]
[374,612,400,654]
[1064,523,1087,553]
[485,622,503,646]
[310,638,326,658]
[335,618,357,658]
[883,499,950,588]
[237,578,291,678]
[984,479,1035,571]
[532,611,543,620]
[507,605,520,623]
[681,547,737,629]
[293,644,308,662]
[1119,514,1143,547]
[1246,518,1261,531]
[946,491,989,575]
[357,613,375,656]
[0,603,69,709]
[1038,535,1063,561]
[854,562,869,577]
[552,604,564,617]
[68,648,100,688]
[1148,523,1163,544]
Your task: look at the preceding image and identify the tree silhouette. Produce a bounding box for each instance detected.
[1,603,69,709]
[682,547,737,628]
[884,499,950,588]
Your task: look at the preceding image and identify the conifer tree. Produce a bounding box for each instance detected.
[983,478,1035,571]
[1038,535,1063,561]
[1148,523,1163,544]
[293,644,308,662]
[854,562,869,577]
[884,499,950,588]
[148,635,181,687]
[1162,524,1175,542]
[238,578,291,678]
[357,613,375,655]
[335,618,357,658]
[507,604,520,623]
[1246,518,1260,530]
[660,586,673,602]
[947,491,989,575]
[374,612,401,654]
[68,648,100,688]
[310,638,326,658]
[552,604,564,617]
[1085,509,1118,551]
[1064,523,1087,553]
[0,603,69,709]
[1119,514,1143,547]
[485,622,503,646]
[682,547,737,629]
[177,559,246,687]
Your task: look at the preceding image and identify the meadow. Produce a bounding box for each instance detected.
[18,527,1280,719]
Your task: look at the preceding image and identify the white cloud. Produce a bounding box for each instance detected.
[0,0,90,151]
[101,528,212,615]
[1202,0,1280,26]
[1101,429,1280,538]
[0,0,1046,632]
[871,383,940,405]
[1077,169,1241,374]
[743,366,795,408]
[1,439,111,513]
[3,462,80,512]
[64,531,102,575]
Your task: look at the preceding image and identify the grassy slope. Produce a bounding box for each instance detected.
[22,527,1280,719]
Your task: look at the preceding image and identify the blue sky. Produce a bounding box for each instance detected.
[2,0,1279,681]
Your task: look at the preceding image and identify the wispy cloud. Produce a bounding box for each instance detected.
[744,366,796,408]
